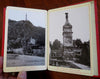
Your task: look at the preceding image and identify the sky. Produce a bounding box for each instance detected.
[8,8,47,28]
[49,5,90,43]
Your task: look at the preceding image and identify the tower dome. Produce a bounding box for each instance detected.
[63,13,72,28]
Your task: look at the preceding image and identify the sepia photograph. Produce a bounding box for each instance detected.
[49,6,91,70]
[6,8,46,67]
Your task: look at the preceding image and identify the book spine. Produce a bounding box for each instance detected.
[1,8,6,56]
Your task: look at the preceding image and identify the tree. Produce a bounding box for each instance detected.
[74,39,82,48]
[52,39,61,50]
[50,42,52,48]
[78,41,90,66]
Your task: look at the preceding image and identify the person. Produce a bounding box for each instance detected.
[0,56,27,79]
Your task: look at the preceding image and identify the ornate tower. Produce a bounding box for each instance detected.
[63,13,73,60]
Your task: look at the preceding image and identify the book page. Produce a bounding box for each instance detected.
[48,1,98,76]
[3,6,47,72]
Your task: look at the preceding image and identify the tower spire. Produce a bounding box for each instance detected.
[65,13,68,22]
[25,13,27,20]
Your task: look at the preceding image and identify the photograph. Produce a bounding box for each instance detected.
[49,5,91,70]
[6,8,46,67]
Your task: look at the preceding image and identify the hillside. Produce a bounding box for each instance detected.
[8,19,45,48]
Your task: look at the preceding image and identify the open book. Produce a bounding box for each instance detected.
[2,0,100,77]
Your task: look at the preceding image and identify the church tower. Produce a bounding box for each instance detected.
[63,13,73,59]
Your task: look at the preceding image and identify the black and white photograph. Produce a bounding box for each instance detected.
[6,8,46,67]
[49,6,91,70]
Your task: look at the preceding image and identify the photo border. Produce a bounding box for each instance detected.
[3,6,47,72]
[47,1,98,76]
